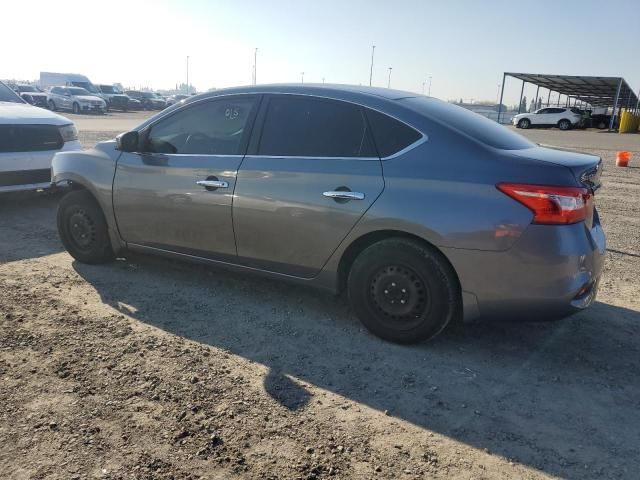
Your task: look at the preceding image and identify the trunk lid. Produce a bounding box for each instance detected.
[510,145,602,192]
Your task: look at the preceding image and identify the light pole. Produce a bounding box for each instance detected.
[186,56,189,94]
[254,48,258,85]
[428,76,432,96]
[369,45,375,86]
[387,67,392,88]
[301,72,304,83]
[322,77,325,84]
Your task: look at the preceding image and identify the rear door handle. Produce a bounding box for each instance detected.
[197,180,229,189]
[323,191,365,200]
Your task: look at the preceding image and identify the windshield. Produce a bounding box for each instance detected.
[18,85,38,92]
[402,97,534,150]
[71,81,100,94]
[0,82,24,103]
[68,87,92,96]
[142,92,155,98]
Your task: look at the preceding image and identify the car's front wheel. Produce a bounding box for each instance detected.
[517,118,531,129]
[347,238,459,344]
[72,102,81,114]
[57,190,114,264]
[48,100,56,111]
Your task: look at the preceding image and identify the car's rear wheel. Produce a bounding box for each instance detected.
[48,100,56,111]
[517,118,531,129]
[597,120,607,129]
[72,102,81,114]
[558,119,571,130]
[347,238,458,344]
[57,190,114,264]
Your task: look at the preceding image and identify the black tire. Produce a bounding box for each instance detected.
[347,238,459,344]
[558,119,571,130]
[72,102,81,114]
[48,100,56,111]
[517,118,530,129]
[597,121,606,129]
[57,190,114,264]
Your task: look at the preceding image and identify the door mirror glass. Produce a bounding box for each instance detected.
[116,131,139,152]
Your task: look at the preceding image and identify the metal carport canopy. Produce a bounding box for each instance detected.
[505,72,638,107]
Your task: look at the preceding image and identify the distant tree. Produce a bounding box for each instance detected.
[529,98,536,112]
[520,96,527,112]
[537,97,542,110]
[178,82,196,94]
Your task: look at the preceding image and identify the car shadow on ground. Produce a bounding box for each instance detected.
[73,253,640,479]
[0,191,64,262]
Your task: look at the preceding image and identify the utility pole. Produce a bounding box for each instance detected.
[322,77,325,84]
[186,56,189,94]
[254,48,258,85]
[301,72,304,83]
[428,75,432,96]
[369,45,376,86]
[387,67,392,88]
[422,81,426,95]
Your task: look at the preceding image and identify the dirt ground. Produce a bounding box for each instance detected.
[1,117,639,479]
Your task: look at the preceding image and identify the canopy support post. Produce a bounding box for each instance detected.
[517,79,525,114]
[609,78,622,131]
[497,73,506,124]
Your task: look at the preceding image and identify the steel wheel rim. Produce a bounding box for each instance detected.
[68,208,96,252]
[370,265,431,329]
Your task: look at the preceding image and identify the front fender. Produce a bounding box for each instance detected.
[52,140,125,252]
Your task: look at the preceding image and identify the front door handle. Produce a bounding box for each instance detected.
[197,179,229,189]
[323,190,365,200]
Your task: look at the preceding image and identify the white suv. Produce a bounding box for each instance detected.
[0,81,81,193]
[47,86,106,114]
[512,107,582,130]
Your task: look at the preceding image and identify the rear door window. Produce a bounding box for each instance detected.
[364,109,422,158]
[257,96,375,157]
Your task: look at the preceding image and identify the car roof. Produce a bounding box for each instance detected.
[190,83,418,102]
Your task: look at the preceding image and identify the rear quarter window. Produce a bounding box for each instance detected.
[364,109,422,158]
[401,97,534,150]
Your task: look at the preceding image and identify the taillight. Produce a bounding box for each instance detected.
[497,183,592,225]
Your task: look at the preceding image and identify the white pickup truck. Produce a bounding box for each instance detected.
[0,80,81,193]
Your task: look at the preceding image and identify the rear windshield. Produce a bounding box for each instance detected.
[401,97,534,150]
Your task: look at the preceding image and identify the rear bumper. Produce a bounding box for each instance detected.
[444,218,606,322]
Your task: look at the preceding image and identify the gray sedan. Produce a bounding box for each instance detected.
[51,84,605,343]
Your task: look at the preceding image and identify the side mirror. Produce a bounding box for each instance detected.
[116,131,139,152]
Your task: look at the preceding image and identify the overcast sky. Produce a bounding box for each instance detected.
[3,0,639,104]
